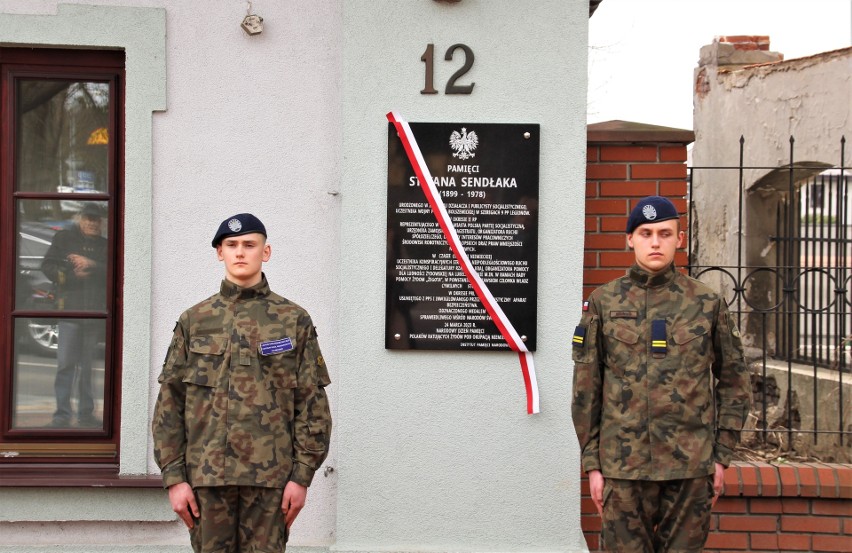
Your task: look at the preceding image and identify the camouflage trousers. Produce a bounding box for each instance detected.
[189,486,288,553]
[600,476,714,553]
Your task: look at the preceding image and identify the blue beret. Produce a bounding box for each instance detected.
[211,213,267,247]
[626,196,679,234]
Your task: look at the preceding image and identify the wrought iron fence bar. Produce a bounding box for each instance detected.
[689,163,849,171]
[775,201,783,369]
[785,136,796,446]
[688,264,847,270]
[748,429,850,435]
[769,236,851,244]
[761,312,769,443]
[689,165,850,170]
[839,137,848,446]
[737,136,745,320]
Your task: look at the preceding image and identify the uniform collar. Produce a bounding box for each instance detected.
[628,263,677,288]
[220,273,271,300]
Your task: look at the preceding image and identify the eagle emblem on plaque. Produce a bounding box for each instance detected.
[449,127,479,160]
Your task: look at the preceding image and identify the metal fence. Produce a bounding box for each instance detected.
[687,136,849,458]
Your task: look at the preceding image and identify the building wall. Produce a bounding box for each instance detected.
[0,0,341,550]
[0,1,591,552]
[691,38,851,271]
[338,1,588,551]
[0,2,179,549]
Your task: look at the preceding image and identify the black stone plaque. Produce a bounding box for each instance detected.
[386,122,539,350]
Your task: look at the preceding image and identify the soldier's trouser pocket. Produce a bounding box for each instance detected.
[601,479,650,553]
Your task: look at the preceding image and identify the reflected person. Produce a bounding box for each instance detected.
[41,203,107,428]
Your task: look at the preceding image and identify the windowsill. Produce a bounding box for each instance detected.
[0,465,164,488]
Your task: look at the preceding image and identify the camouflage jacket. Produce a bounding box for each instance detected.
[571,264,751,481]
[152,275,332,489]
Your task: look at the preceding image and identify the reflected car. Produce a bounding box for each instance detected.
[16,221,63,356]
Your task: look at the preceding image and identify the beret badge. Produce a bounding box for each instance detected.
[642,205,657,220]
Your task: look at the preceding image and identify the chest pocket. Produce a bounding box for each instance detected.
[185,334,229,387]
[259,345,298,389]
[603,320,640,378]
[672,320,713,376]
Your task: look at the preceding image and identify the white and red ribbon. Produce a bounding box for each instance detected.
[387,111,540,414]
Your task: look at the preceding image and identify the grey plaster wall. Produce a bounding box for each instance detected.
[338,1,588,551]
[0,1,590,551]
[0,0,339,548]
[692,44,851,272]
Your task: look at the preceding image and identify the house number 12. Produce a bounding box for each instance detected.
[420,43,475,95]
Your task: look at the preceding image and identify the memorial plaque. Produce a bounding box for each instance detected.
[386,122,539,350]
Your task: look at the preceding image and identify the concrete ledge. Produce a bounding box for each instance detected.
[587,120,695,144]
[0,470,163,488]
[0,488,172,522]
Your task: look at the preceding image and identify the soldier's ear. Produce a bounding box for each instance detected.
[262,242,271,262]
[626,233,635,249]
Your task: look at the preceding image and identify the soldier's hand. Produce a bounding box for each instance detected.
[168,482,199,529]
[712,462,725,507]
[588,470,605,517]
[282,481,307,529]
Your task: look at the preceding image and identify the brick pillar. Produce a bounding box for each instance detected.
[584,120,695,299]
[581,121,695,552]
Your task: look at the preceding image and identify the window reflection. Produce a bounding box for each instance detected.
[16,200,109,313]
[13,200,108,431]
[16,80,110,194]
[13,318,106,430]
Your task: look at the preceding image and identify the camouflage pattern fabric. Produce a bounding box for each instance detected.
[601,476,714,553]
[153,274,332,489]
[571,263,751,480]
[190,486,287,553]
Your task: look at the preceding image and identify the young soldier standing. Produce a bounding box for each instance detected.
[153,213,332,552]
[571,196,751,552]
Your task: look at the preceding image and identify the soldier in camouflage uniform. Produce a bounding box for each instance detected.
[571,196,751,553]
[153,213,332,553]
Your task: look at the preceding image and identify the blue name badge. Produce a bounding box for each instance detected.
[259,337,294,356]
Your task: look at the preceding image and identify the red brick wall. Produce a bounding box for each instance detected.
[580,464,852,552]
[584,142,689,299]
[581,128,852,552]
[718,35,772,52]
